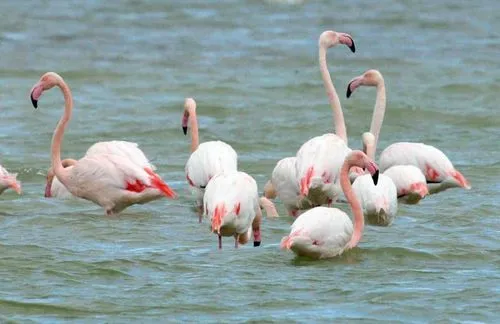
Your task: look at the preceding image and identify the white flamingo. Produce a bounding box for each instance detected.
[352,132,398,226]
[203,171,262,249]
[347,69,470,195]
[294,30,355,209]
[46,141,156,198]
[0,165,21,195]
[182,98,237,221]
[346,69,429,204]
[30,72,177,215]
[280,151,379,259]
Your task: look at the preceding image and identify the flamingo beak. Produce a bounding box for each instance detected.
[346,80,354,98]
[182,126,188,135]
[31,93,38,108]
[346,35,356,53]
[371,169,379,186]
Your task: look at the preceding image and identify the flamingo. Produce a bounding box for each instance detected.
[30,72,177,215]
[182,98,237,220]
[346,69,467,196]
[45,141,157,199]
[352,132,398,226]
[263,157,303,217]
[0,165,21,195]
[383,165,429,204]
[294,30,355,209]
[203,171,262,249]
[280,151,379,259]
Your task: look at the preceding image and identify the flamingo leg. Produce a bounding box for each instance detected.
[218,234,222,249]
[234,235,239,248]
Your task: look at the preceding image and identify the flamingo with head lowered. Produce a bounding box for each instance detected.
[30,72,177,215]
[281,151,379,259]
[346,69,467,197]
[265,30,355,217]
[204,171,263,249]
[182,98,237,221]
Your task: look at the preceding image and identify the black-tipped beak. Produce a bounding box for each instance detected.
[347,36,356,53]
[182,126,187,135]
[346,80,354,98]
[372,169,379,186]
[253,241,261,247]
[30,93,38,109]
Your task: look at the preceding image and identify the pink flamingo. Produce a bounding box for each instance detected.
[45,141,157,199]
[182,98,237,220]
[280,151,379,259]
[30,72,177,215]
[287,30,355,212]
[204,171,263,249]
[346,69,467,196]
[0,165,21,195]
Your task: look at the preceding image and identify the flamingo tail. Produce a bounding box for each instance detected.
[451,170,471,190]
[300,166,314,196]
[212,203,226,234]
[144,168,177,198]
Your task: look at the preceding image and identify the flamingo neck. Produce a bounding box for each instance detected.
[364,141,375,160]
[319,46,347,144]
[189,110,199,152]
[259,196,279,218]
[341,161,364,248]
[51,79,73,187]
[369,82,386,156]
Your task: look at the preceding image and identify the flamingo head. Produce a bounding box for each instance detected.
[319,31,355,53]
[30,72,64,108]
[346,69,384,98]
[182,98,196,135]
[347,150,379,186]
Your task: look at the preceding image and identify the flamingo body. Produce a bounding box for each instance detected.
[280,207,353,259]
[383,165,429,204]
[185,140,237,206]
[295,134,351,206]
[379,142,470,194]
[352,173,397,226]
[267,157,301,216]
[203,171,261,248]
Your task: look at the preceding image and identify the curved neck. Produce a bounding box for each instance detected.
[189,111,199,152]
[368,82,386,156]
[51,80,73,186]
[259,196,279,218]
[340,161,364,248]
[319,46,347,144]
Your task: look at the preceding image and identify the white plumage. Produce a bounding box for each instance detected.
[379,142,471,194]
[266,157,301,216]
[352,173,397,226]
[295,134,351,207]
[203,171,262,248]
[0,164,21,195]
[383,165,429,204]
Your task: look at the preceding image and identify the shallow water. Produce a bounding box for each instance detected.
[0,0,499,322]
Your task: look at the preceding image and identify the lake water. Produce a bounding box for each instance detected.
[0,0,498,322]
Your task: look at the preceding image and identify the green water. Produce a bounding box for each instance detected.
[0,0,498,322]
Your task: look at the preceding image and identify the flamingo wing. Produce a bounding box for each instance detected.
[383,165,429,204]
[85,140,156,170]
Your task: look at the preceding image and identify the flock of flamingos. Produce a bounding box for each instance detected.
[0,30,470,259]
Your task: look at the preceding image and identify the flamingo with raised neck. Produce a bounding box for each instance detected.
[182,97,238,221]
[346,69,465,197]
[30,72,177,215]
